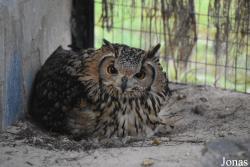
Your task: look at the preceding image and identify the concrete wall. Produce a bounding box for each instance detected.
[0,0,72,129]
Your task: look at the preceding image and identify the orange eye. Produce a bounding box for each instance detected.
[107,64,118,74]
[135,71,146,80]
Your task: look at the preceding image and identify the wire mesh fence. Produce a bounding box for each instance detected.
[94,0,250,93]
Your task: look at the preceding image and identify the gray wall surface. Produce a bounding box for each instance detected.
[0,0,72,129]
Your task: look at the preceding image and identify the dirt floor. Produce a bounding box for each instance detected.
[1,84,250,167]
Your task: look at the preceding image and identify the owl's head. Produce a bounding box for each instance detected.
[98,39,165,98]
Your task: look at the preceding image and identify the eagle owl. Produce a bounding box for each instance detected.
[30,39,170,138]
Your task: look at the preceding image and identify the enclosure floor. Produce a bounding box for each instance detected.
[1,84,250,167]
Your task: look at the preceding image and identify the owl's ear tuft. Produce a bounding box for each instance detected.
[102,39,118,57]
[147,43,161,61]
[103,39,112,47]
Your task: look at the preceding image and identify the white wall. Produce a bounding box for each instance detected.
[0,0,72,129]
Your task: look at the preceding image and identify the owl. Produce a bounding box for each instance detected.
[30,39,171,138]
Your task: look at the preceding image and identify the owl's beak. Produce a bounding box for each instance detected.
[121,76,128,93]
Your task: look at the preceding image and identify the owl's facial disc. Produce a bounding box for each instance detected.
[99,41,160,97]
[99,57,155,96]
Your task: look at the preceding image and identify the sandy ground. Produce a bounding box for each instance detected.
[1,84,250,167]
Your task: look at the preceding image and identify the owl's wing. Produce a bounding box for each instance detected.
[30,47,96,133]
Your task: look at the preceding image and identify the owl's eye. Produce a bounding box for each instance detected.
[135,71,146,80]
[107,64,118,74]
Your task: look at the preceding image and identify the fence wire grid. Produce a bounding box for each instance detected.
[94,0,250,93]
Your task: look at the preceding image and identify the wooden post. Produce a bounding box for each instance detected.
[71,0,94,50]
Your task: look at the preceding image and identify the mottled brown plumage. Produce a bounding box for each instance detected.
[30,39,170,138]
